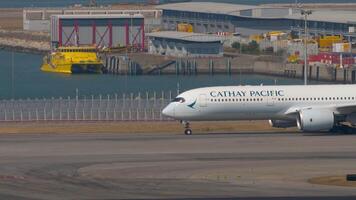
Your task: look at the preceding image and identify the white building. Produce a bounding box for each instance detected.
[147,31,223,57]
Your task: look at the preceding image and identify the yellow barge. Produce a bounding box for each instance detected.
[41,46,104,74]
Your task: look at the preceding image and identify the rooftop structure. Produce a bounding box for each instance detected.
[54,14,144,20]
[159,2,356,40]
[157,2,258,16]
[286,10,356,24]
[147,31,223,57]
[146,31,222,42]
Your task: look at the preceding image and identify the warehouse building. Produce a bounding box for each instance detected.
[287,11,356,39]
[158,2,356,40]
[50,14,145,50]
[146,31,223,57]
[23,7,161,32]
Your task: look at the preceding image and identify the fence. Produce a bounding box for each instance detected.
[0,91,175,122]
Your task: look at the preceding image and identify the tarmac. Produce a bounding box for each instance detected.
[0,131,355,199]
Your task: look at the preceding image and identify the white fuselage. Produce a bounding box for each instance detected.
[162,85,356,122]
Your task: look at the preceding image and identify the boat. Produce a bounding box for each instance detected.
[41,46,104,74]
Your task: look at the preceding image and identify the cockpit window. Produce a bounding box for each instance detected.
[172,97,185,103]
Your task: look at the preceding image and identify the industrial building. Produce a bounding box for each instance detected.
[158,2,356,40]
[23,7,161,32]
[146,31,223,57]
[50,14,145,50]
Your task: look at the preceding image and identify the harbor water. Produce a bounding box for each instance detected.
[0,50,325,100]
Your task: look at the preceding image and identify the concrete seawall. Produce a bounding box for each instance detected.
[0,29,50,54]
[103,53,356,83]
[0,36,354,84]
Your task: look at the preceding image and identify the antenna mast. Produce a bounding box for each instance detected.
[89,0,97,7]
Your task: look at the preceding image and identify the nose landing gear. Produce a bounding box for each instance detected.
[181,121,192,135]
[185,128,192,135]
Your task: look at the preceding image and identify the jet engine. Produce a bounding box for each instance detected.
[269,119,297,128]
[297,109,335,132]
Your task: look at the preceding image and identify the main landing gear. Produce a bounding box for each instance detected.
[181,121,192,135]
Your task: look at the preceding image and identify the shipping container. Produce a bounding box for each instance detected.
[318,35,343,48]
[311,52,356,67]
[332,43,351,53]
[177,23,193,33]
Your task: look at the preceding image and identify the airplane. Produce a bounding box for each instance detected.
[162,84,356,135]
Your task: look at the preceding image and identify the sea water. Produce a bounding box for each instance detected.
[0,50,321,99]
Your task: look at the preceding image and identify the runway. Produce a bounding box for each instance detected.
[0,132,355,199]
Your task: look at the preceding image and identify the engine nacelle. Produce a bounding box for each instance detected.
[269,119,297,128]
[297,109,335,132]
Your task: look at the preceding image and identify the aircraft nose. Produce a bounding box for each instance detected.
[162,104,175,118]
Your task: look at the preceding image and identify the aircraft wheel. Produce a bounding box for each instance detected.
[184,129,192,135]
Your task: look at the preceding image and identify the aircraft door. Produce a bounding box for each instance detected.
[267,96,276,106]
[199,94,207,107]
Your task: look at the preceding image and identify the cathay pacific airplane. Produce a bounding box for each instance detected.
[162,85,356,135]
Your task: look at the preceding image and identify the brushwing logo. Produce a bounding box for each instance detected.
[188,99,197,109]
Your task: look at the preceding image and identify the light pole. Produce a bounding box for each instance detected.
[301,9,312,85]
[89,0,96,7]
[11,51,14,99]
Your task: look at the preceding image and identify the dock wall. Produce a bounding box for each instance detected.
[0,29,50,54]
[102,53,356,83]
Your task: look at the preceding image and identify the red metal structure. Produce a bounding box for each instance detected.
[309,53,356,67]
[53,15,145,50]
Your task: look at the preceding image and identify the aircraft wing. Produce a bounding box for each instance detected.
[335,103,356,114]
[284,103,356,116]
